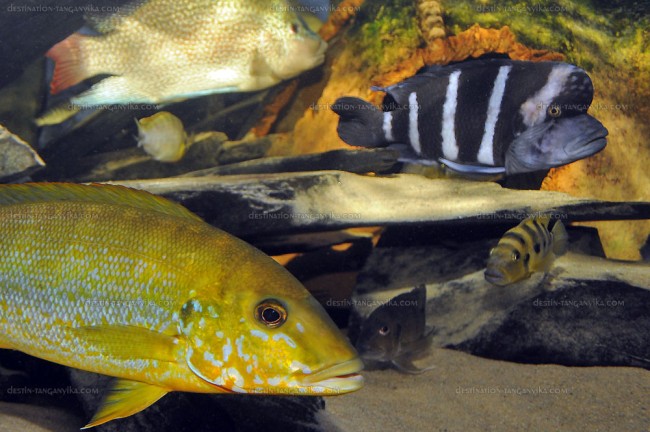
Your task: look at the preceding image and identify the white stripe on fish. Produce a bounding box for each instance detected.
[478,65,512,165]
[383,112,394,142]
[408,92,421,155]
[441,70,461,160]
[520,64,574,127]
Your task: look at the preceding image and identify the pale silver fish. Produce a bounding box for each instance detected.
[42,0,327,111]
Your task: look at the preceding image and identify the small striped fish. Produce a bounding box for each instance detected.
[332,59,608,175]
[485,215,569,286]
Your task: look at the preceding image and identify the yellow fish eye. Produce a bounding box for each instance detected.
[548,104,562,117]
[511,251,521,262]
[255,299,287,328]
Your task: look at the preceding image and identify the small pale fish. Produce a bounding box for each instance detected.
[0,183,362,428]
[332,59,608,176]
[356,285,434,374]
[41,0,326,116]
[136,112,188,163]
[485,215,569,286]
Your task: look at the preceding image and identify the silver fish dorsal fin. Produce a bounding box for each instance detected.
[0,183,202,222]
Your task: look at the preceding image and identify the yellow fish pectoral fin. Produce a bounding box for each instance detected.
[82,379,169,429]
[70,325,179,362]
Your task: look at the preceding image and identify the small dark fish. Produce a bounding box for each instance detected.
[356,285,434,374]
[332,59,608,175]
[485,215,569,286]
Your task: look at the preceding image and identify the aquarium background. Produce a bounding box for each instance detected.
[0,0,648,431]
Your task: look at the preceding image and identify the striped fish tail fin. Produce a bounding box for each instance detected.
[331,97,388,148]
[551,220,569,256]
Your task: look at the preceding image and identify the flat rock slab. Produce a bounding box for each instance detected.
[110,172,650,237]
[326,348,650,432]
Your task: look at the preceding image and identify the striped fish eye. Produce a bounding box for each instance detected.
[511,251,521,262]
[547,104,562,118]
[255,299,287,328]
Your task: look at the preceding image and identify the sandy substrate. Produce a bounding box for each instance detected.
[0,402,80,432]
[327,349,650,432]
[1,349,647,432]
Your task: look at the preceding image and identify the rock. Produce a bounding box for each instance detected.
[348,222,650,369]
[108,173,650,238]
[0,125,44,181]
[457,280,650,369]
[179,148,399,178]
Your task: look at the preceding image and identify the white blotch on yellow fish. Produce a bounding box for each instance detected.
[250,329,269,341]
[206,306,218,318]
[254,375,264,385]
[222,339,232,362]
[290,360,311,374]
[272,333,297,348]
[296,322,305,333]
[203,351,223,368]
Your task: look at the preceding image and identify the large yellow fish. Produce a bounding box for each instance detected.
[0,183,362,428]
[485,215,569,286]
[44,0,326,107]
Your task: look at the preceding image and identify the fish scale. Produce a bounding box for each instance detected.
[0,183,362,428]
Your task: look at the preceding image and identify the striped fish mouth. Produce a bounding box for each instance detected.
[484,268,508,285]
[302,358,364,393]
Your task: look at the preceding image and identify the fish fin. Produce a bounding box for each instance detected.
[35,103,81,127]
[438,158,506,175]
[82,379,169,429]
[70,325,179,361]
[331,97,387,147]
[551,220,569,256]
[46,33,92,94]
[0,183,202,222]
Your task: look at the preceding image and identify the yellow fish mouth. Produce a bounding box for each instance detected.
[302,357,364,394]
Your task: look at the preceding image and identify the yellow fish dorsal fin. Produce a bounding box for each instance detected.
[0,183,202,222]
[70,325,179,361]
[82,379,169,429]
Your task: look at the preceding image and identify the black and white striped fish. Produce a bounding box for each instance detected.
[484,215,568,286]
[331,59,608,175]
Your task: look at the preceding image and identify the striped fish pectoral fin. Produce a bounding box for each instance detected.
[551,220,569,256]
[82,379,169,429]
[331,97,387,147]
[438,158,506,175]
[70,325,179,362]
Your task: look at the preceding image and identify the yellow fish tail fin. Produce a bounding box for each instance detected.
[551,220,569,256]
[82,379,169,429]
